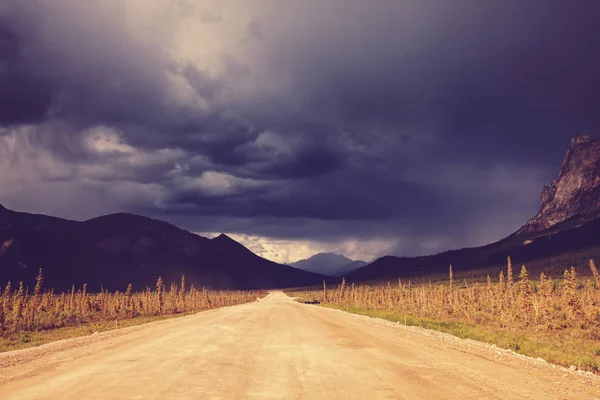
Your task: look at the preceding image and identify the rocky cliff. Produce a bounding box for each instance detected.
[517,134,600,235]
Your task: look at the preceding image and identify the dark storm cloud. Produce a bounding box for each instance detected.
[254,1,600,168]
[0,8,55,124]
[164,175,434,221]
[1,0,599,257]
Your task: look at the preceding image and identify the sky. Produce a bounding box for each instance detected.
[1,1,599,264]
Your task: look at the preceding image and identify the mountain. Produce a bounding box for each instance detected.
[348,134,600,282]
[517,134,600,234]
[290,253,367,276]
[0,206,328,291]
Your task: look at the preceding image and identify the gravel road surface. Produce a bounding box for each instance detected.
[1,292,599,399]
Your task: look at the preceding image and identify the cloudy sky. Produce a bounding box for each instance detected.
[1,1,599,263]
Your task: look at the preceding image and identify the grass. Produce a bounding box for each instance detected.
[288,258,600,372]
[0,272,265,350]
[320,303,600,372]
[0,313,193,353]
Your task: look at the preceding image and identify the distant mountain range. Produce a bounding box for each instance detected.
[0,206,328,291]
[2,134,599,291]
[347,134,600,281]
[290,253,367,277]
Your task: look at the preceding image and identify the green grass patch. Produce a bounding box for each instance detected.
[320,304,600,372]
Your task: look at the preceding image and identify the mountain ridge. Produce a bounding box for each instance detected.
[347,134,600,281]
[2,135,598,289]
[0,205,328,291]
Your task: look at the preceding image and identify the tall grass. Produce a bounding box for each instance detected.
[296,257,600,371]
[0,270,264,337]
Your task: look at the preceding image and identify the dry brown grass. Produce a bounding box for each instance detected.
[292,257,600,371]
[0,271,264,347]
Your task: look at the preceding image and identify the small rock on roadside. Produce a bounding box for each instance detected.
[569,365,577,371]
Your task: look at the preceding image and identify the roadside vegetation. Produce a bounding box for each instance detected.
[291,258,600,372]
[0,271,264,352]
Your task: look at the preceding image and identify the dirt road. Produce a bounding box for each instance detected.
[1,292,599,399]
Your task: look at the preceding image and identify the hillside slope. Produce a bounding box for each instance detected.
[348,215,600,281]
[348,135,600,281]
[0,206,327,291]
